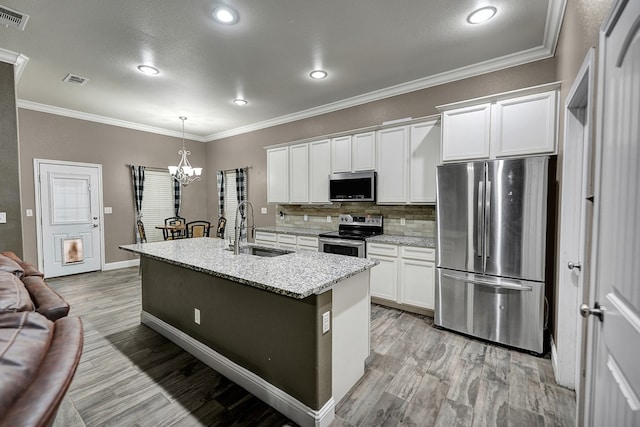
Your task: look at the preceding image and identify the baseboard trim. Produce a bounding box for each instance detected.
[103,259,139,271]
[140,311,335,427]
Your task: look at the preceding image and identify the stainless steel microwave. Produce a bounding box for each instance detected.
[329,171,376,202]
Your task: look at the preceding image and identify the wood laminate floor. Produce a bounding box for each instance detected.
[48,267,575,427]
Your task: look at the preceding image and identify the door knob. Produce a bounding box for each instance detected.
[580,302,604,321]
[92,224,99,228]
[568,261,582,271]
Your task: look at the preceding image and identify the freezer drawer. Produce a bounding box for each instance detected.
[435,269,544,353]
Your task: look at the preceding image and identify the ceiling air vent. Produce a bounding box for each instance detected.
[63,73,89,86]
[0,5,29,31]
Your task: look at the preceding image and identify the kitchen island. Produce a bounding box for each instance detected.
[120,238,377,427]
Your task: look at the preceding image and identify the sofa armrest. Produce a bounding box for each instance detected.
[21,276,70,321]
[0,316,83,427]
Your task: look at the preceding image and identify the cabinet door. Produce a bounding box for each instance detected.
[352,132,376,171]
[400,258,435,309]
[369,255,398,301]
[289,143,309,203]
[331,136,352,173]
[267,147,289,203]
[492,90,558,157]
[441,103,491,162]
[309,139,331,203]
[376,126,408,204]
[409,120,441,203]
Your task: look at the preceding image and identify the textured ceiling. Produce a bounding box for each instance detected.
[0,0,563,140]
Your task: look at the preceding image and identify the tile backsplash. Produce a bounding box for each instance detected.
[275,203,436,237]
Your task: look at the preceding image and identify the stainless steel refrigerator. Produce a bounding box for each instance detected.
[435,156,551,353]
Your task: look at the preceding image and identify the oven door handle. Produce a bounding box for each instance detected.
[318,237,365,248]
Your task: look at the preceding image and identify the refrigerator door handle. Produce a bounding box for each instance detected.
[442,272,534,292]
[485,180,492,263]
[477,181,484,258]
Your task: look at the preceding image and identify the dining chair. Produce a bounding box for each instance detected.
[137,219,147,243]
[216,217,226,238]
[164,216,187,240]
[186,220,211,238]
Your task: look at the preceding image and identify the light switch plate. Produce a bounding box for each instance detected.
[261,207,267,214]
[26,209,33,217]
[326,215,332,223]
[104,207,113,214]
[400,218,406,225]
[0,212,6,223]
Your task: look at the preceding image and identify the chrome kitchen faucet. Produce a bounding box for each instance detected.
[233,201,255,255]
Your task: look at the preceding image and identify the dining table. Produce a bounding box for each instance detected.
[155,224,186,240]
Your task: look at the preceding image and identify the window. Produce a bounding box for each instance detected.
[222,171,247,240]
[140,171,175,242]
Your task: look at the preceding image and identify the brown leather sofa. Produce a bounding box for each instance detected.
[0,252,83,427]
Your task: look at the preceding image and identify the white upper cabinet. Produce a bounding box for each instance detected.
[492,91,558,157]
[267,147,290,204]
[438,84,559,162]
[309,139,331,203]
[351,132,376,171]
[441,104,492,162]
[376,126,408,204]
[409,120,441,203]
[289,143,309,203]
[330,136,352,173]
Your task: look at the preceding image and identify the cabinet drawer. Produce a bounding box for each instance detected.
[367,243,398,257]
[297,236,318,248]
[255,231,276,242]
[401,246,435,261]
[277,234,297,245]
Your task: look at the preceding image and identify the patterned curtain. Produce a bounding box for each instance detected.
[236,168,248,239]
[216,170,225,218]
[173,178,181,216]
[130,165,145,243]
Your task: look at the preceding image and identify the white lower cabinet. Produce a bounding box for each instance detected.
[255,231,318,251]
[399,246,435,309]
[297,235,319,251]
[368,243,435,311]
[255,231,277,248]
[367,243,398,301]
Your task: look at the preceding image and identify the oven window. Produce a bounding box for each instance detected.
[323,243,360,257]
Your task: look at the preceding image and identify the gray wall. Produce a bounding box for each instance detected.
[17,109,208,264]
[206,58,558,227]
[0,62,23,258]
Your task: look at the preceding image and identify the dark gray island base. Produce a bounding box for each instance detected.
[120,238,376,427]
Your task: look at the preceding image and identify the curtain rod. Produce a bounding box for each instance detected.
[125,164,168,173]
[219,166,251,173]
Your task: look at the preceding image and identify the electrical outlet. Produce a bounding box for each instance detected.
[194,308,200,325]
[0,212,6,224]
[304,215,308,222]
[322,311,331,334]
[261,207,267,214]
[400,218,406,226]
[326,215,332,223]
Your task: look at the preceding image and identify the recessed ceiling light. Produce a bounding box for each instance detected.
[212,6,238,24]
[233,98,248,106]
[309,70,328,79]
[137,65,159,75]
[467,6,497,24]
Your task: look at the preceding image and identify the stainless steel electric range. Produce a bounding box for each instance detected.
[317,214,383,258]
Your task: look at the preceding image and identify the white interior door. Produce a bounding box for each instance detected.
[585,1,640,425]
[554,49,594,391]
[36,160,103,278]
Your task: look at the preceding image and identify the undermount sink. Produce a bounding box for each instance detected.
[226,246,293,257]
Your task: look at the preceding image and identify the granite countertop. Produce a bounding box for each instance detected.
[255,226,326,237]
[120,238,377,299]
[366,234,436,248]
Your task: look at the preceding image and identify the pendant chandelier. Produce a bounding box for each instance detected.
[168,116,202,186]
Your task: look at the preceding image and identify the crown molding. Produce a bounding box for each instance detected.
[0,47,30,82]
[206,0,567,142]
[16,100,208,142]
